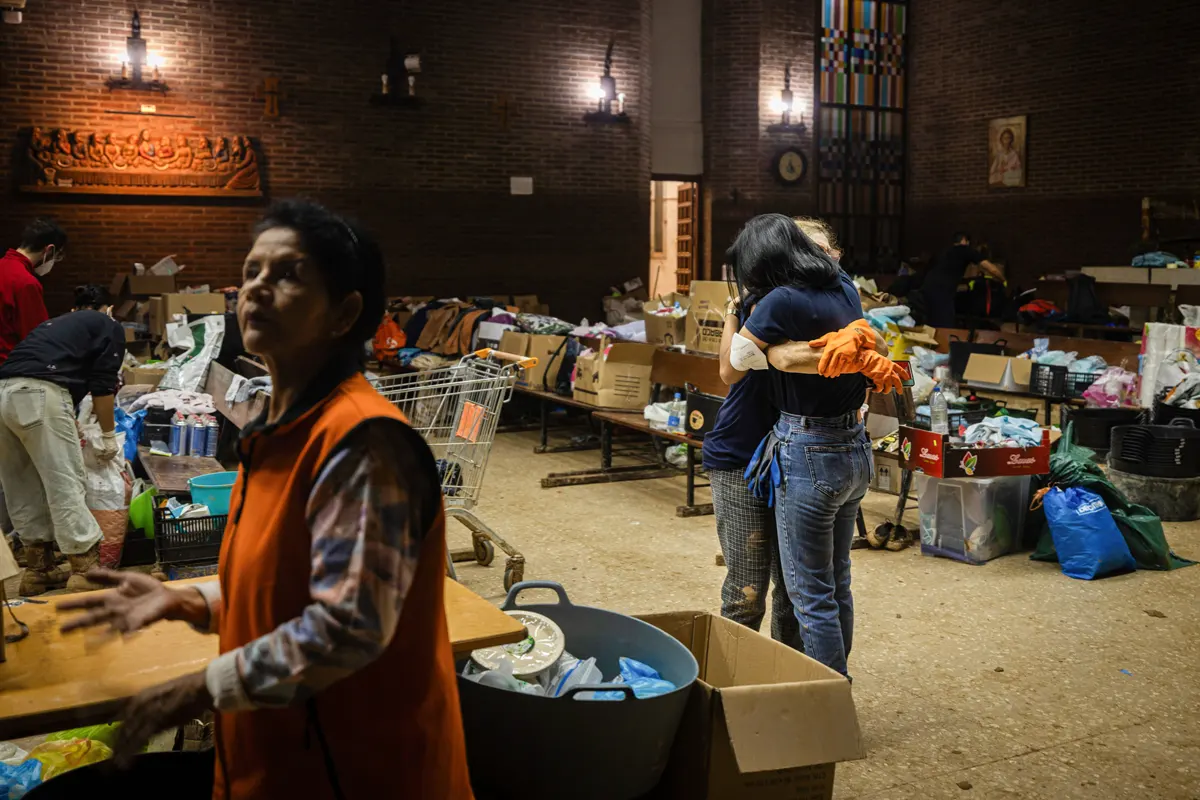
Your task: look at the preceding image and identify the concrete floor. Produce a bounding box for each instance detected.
[453,429,1200,800]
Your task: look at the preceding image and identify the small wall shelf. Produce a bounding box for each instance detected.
[105,77,169,93]
[583,110,630,125]
[370,94,424,108]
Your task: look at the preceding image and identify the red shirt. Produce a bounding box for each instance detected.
[0,249,49,364]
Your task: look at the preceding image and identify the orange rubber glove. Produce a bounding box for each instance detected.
[809,318,877,378]
[859,350,904,395]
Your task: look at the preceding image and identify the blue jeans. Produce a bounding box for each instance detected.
[773,411,872,677]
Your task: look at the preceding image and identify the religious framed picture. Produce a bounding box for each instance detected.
[988,115,1026,188]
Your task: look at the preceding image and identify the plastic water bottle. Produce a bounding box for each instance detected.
[667,393,686,434]
[930,387,950,435]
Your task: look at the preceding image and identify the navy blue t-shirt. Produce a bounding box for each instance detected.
[701,367,774,472]
[744,273,868,418]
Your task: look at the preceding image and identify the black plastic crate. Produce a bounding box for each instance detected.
[154,507,227,566]
[1030,363,1067,397]
[1064,370,1102,398]
[685,383,724,439]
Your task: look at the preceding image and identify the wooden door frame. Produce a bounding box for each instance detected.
[651,174,704,287]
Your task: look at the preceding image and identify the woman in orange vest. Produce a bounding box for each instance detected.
[60,199,474,799]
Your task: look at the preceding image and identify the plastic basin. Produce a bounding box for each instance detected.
[187,471,238,516]
[458,581,699,800]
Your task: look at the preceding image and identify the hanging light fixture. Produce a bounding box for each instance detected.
[583,40,629,124]
[767,65,806,134]
[105,9,168,92]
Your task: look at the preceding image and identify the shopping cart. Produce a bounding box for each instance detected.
[370,349,536,590]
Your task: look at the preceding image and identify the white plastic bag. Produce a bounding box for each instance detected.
[911,366,935,405]
[160,315,225,393]
[76,397,127,511]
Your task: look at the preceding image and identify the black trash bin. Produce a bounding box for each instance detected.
[459,581,699,800]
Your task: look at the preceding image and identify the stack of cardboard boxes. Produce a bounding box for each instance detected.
[110,262,228,389]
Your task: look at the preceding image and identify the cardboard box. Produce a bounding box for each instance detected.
[962,354,1032,392]
[686,281,731,355]
[645,611,865,800]
[873,450,902,495]
[149,293,227,337]
[110,271,176,299]
[645,311,689,347]
[572,340,656,409]
[898,425,1051,479]
[122,364,167,388]
[499,331,566,391]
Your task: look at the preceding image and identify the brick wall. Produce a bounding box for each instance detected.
[906,0,1200,286]
[0,0,651,319]
[702,0,817,267]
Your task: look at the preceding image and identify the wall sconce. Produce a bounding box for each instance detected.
[583,41,629,124]
[766,66,806,134]
[371,37,423,107]
[105,10,168,92]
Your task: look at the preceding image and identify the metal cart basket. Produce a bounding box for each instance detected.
[370,349,536,589]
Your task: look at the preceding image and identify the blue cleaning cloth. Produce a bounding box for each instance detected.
[964,416,1041,447]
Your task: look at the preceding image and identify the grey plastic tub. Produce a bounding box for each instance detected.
[458,581,699,800]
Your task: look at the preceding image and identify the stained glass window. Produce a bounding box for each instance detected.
[818,0,908,271]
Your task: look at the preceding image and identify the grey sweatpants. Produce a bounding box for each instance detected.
[0,378,102,555]
[709,468,802,651]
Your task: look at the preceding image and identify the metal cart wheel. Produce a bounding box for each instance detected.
[473,536,496,567]
[503,558,524,591]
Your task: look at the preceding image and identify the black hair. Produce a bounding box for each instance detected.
[725,213,840,303]
[253,198,386,350]
[73,284,108,310]
[952,231,971,244]
[20,218,67,252]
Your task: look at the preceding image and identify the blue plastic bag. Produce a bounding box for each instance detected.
[1043,486,1136,580]
[0,759,42,798]
[596,657,677,701]
[114,408,147,461]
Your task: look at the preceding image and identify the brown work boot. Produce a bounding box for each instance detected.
[18,542,70,596]
[64,544,105,593]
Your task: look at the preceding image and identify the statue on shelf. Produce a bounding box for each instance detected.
[22,126,261,195]
[192,135,214,170]
[53,130,73,169]
[137,129,157,163]
[169,134,193,170]
[104,134,124,168]
[87,132,107,166]
[70,131,89,165]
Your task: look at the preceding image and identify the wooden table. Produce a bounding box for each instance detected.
[0,578,525,740]
[137,446,224,495]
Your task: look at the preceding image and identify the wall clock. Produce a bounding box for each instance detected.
[774,148,808,185]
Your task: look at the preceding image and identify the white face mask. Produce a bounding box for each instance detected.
[34,250,56,277]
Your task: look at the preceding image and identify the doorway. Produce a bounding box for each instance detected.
[649,178,701,298]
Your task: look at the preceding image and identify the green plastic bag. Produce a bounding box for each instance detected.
[44,723,121,748]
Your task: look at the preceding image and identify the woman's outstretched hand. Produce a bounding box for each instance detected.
[114,672,212,767]
[57,569,209,635]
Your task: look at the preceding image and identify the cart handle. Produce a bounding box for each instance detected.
[474,348,538,370]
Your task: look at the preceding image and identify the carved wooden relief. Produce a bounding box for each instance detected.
[22,127,262,197]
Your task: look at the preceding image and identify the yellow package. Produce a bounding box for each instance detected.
[27,738,113,780]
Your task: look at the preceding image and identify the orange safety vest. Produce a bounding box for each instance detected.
[213,371,473,800]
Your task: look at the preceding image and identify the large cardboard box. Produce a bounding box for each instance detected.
[122,364,167,388]
[873,450,902,495]
[645,293,691,346]
[572,340,656,409]
[149,293,227,337]
[110,271,176,299]
[962,354,1032,392]
[686,281,731,355]
[499,330,566,391]
[644,611,865,800]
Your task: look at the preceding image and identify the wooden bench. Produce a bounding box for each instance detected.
[541,410,711,517]
[535,348,723,517]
